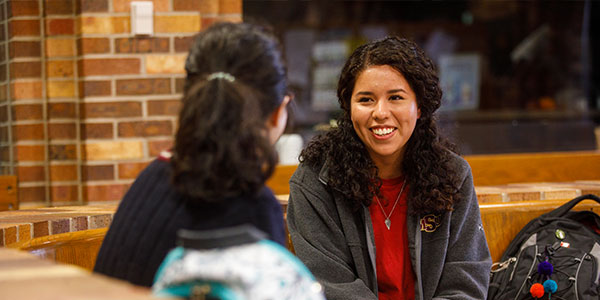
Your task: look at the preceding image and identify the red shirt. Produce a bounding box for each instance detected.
[369,176,415,300]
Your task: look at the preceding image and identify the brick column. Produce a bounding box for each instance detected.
[7,0,46,206]
[3,0,242,207]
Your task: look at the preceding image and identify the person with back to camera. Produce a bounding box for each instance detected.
[286,36,492,300]
[94,22,292,287]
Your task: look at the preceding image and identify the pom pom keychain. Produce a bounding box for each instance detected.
[538,261,554,276]
[543,279,558,293]
[530,283,545,298]
[543,279,558,299]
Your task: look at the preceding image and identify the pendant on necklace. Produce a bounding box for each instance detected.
[385,218,391,230]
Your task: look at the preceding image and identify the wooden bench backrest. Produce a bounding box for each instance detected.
[0,175,18,211]
[266,151,600,195]
[480,199,600,262]
[266,165,297,195]
[8,227,108,271]
[466,151,600,186]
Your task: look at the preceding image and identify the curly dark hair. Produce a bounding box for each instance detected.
[301,37,460,214]
[172,22,287,201]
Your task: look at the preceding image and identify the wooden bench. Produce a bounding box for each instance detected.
[7,228,108,271]
[480,198,600,262]
[466,151,600,186]
[265,151,600,194]
[266,165,297,195]
[268,151,600,261]
[0,205,116,270]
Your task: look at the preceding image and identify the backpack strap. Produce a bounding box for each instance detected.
[543,194,600,218]
[498,194,600,262]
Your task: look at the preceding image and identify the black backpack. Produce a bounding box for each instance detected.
[488,194,600,300]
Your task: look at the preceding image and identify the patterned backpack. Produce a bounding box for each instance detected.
[153,225,325,300]
[488,194,600,300]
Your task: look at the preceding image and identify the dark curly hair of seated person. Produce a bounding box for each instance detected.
[301,37,461,215]
[171,22,288,202]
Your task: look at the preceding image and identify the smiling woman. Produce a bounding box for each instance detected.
[286,37,492,300]
[350,65,421,179]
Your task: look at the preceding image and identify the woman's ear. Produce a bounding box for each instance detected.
[267,95,291,145]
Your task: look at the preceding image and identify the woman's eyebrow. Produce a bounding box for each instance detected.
[354,89,407,96]
[387,89,406,94]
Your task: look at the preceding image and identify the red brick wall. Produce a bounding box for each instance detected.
[1,0,242,207]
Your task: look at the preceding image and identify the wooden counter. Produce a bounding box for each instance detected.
[0,247,176,300]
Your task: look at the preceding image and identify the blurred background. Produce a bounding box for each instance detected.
[246,0,600,155]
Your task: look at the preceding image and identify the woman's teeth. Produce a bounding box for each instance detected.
[373,128,394,136]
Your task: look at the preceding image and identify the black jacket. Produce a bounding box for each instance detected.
[94,156,286,286]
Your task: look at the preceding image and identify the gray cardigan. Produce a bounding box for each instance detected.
[286,153,491,300]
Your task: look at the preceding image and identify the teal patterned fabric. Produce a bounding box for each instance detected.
[153,240,325,300]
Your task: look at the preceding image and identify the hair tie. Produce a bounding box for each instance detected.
[207,72,235,82]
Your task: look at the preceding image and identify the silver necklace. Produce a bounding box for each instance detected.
[374,179,407,230]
